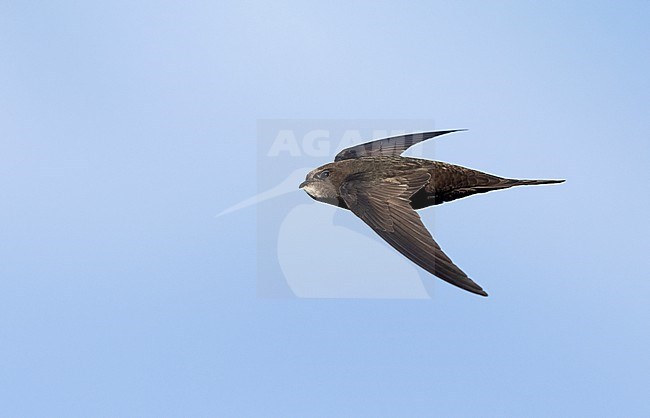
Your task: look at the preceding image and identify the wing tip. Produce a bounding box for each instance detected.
[463,284,488,297]
[423,128,467,137]
[461,278,488,297]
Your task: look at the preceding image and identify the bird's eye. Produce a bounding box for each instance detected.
[318,170,330,179]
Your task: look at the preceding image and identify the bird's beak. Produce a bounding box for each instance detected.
[299,180,310,189]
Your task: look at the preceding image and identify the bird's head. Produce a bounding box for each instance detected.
[299,163,347,207]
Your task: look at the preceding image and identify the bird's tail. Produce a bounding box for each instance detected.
[508,179,565,186]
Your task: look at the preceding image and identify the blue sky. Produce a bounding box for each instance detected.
[1,1,649,416]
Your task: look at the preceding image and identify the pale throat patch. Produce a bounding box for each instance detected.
[302,182,324,198]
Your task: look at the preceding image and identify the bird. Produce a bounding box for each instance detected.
[299,130,564,297]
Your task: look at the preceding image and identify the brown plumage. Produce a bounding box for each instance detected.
[299,130,564,296]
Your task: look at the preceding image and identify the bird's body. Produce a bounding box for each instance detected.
[299,130,564,297]
[316,156,562,210]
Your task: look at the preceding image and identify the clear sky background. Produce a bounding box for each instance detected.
[2,1,650,416]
